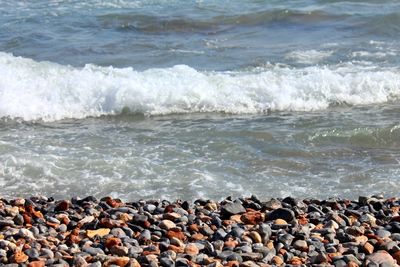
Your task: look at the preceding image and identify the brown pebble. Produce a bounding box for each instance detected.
[104,197,123,208]
[46,221,59,228]
[224,237,238,248]
[27,260,45,267]
[185,243,199,256]
[393,251,400,264]
[249,231,262,243]
[328,252,342,260]
[347,261,359,267]
[167,229,186,241]
[271,255,284,266]
[168,244,184,253]
[68,232,81,245]
[241,211,264,225]
[363,242,374,254]
[118,213,132,222]
[159,219,176,230]
[191,233,204,240]
[226,260,240,267]
[293,240,308,252]
[297,215,308,225]
[105,237,122,248]
[205,202,218,211]
[289,256,303,265]
[163,212,181,221]
[11,251,29,263]
[87,228,111,238]
[188,224,199,232]
[110,245,129,256]
[56,214,71,225]
[230,215,242,223]
[129,258,141,267]
[104,256,130,267]
[354,235,368,245]
[22,213,32,225]
[55,200,70,211]
[26,206,44,219]
[100,218,125,228]
[274,219,288,225]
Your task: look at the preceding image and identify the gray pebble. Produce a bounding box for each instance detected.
[88,261,102,267]
[83,247,105,256]
[40,248,54,259]
[25,248,40,260]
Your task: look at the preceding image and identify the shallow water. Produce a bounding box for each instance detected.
[0,0,400,200]
[1,104,399,200]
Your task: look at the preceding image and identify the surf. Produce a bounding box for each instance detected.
[1,52,400,122]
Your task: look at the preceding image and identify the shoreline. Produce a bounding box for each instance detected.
[1,195,400,266]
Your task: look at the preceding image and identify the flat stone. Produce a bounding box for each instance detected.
[343,254,361,265]
[271,255,284,266]
[18,228,35,240]
[140,229,151,240]
[184,243,199,256]
[40,248,54,259]
[159,220,176,230]
[367,251,397,265]
[241,211,264,225]
[0,219,15,227]
[376,229,391,239]
[73,255,88,267]
[110,246,128,256]
[226,252,243,263]
[103,256,130,267]
[221,202,246,216]
[363,242,374,254]
[240,252,263,261]
[87,228,111,238]
[83,247,105,256]
[293,240,308,251]
[24,248,40,260]
[11,251,29,264]
[159,256,175,267]
[163,212,181,221]
[267,208,295,223]
[249,231,262,243]
[27,261,46,267]
[5,206,19,217]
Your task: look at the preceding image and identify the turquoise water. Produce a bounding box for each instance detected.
[0,0,400,200]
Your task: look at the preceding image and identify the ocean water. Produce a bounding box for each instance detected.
[1,0,400,201]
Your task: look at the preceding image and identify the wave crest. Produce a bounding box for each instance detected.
[0,52,400,121]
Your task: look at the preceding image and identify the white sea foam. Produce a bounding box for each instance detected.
[285,49,333,64]
[1,52,400,122]
[351,50,397,59]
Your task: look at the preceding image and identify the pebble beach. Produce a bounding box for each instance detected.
[1,195,400,266]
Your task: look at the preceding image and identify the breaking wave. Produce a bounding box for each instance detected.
[1,52,400,122]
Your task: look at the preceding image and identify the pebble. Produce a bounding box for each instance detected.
[24,248,40,260]
[367,251,397,265]
[293,240,308,251]
[376,229,392,239]
[159,220,176,230]
[221,201,246,216]
[268,208,295,223]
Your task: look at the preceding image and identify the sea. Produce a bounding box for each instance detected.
[1,0,400,201]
